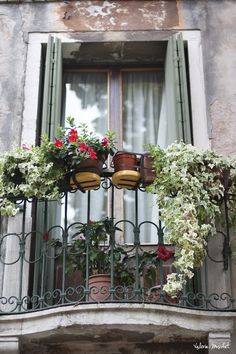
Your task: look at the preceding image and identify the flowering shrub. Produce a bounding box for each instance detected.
[41,117,116,171]
[147,141,234,296]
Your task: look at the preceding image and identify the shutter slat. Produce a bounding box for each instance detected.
[41,36,62,140]
[50,37,62,138]
[164,35,182,144]
[176,33,192,144]
[164,34,192,144]
[41,35,54,137]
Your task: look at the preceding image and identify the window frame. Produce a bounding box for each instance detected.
[63,66,164,149]
[22,31,209,150]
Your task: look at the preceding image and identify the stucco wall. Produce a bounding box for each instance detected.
[178,0,236,155]
[0,0,236,154]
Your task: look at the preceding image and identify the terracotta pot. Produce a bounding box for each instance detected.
[140,153,155,187]
[113,151,139,172]
[76,158,104,175]
[112,152,141,189]
[88,274,111,302]
[70,158,104,191]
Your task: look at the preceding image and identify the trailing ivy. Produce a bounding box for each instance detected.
[147,142,234,295]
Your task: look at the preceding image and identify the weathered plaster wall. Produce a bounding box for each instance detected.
[0,5,27,150]
[178,0,236,155]
[58,0,179,31]
[0,0,180,150]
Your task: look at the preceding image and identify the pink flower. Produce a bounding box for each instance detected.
[101,137,109,148]
[78,235,85,240]
[156,246,173,261]
[22,143,30,150]
[88,147,97,160]
[54,138,64,148]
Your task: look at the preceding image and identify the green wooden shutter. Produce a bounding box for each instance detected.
[41,36,62,138]
[33,36,63,305]
[164,33,192,144]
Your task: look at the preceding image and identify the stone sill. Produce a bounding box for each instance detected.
[0,303,235,341]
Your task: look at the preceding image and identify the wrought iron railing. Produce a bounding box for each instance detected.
[0,174,234,313]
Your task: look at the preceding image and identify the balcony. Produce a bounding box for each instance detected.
[0,174,234,314]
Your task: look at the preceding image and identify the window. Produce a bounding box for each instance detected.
[41,36,192,146]
[37,34,193,244]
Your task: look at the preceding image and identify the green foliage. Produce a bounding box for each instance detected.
[50,218,135,286]
[147,141,233,295]
[0,117,117,216]
[41,118,117,170]
[0,146,65,216]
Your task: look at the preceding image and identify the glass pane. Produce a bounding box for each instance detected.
[62,72,108,225]
[64,72,108,134]
[122,71,164,243]
[123,71,164,150]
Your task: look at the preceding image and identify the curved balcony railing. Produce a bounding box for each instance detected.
[0,173,234,313]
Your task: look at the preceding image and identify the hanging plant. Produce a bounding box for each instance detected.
[41,117,116,190]
[41,117,116,171]
[0,117,117,216]
[147,141,235,296]
[0,145,65,216]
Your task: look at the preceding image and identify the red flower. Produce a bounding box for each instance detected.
[101,137,109,148]
[68,135,78,143]
[68,129,78,142]
[79,143,88,152]
[43,232,49,241]
[88,147,97,160]
[54,138,64,148]
[156,246,173,261]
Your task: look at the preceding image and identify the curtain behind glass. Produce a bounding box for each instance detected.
[63,72,108,226]
[122,71,164,243]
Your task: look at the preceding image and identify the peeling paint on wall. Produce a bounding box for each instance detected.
[58,0,179,31]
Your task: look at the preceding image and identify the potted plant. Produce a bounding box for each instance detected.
[0,117,116,216]
[111,151,141,189]
[41,117,116,191]
[0,144,65,216]
[50,217,135,301]
[138,244,180,303]
[146,141,235,297]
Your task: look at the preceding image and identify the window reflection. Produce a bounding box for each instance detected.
[63,72,108,224]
